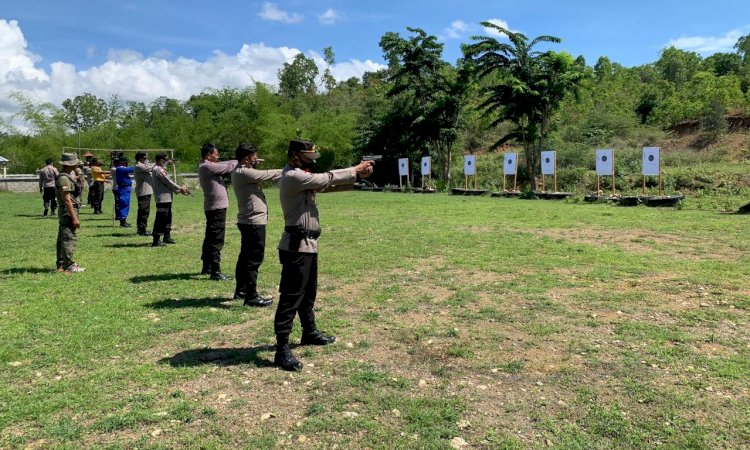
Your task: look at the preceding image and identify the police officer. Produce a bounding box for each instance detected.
[134,151,154,236]
[231,143,282,306]
[273,139,373,371]
[55,153,85,273]
[151,153,190,247]
[198,144,238,280]
[39,158,59,216]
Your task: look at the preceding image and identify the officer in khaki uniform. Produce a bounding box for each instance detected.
[39,158,59,216]
[56,153,85,273]
[273,139,374,371]
[231,143,282,306]
[134,151,154,236]
[150,152,190,247]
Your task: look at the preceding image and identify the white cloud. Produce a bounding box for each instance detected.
[482,18,520,38]
[441,20,471,40]
[258,2,303,24]
[318,8,340,25]
[0,19,386,130]
[666,28,747,54]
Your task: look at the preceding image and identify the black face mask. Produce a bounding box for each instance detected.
[250,159,259,168]
[299,159,315,171]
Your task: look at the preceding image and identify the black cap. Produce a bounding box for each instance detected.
[288,139,319,159]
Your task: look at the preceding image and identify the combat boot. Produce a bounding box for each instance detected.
[152,234,165,247]
[163,232,176,244]
[209,263,231,281]
[300,330,336,346]
[274,344,303,371]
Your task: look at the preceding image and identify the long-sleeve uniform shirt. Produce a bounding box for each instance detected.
[198,160,238,212]
[278,165,357,254]
[151,165,182,203]
[134,161,154,196]
[232,165,282,225]
[39,165,59,191]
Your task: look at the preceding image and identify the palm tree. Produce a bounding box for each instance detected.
[463,22,581,186]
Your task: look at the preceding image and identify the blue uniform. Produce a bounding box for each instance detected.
[115,166,134,220]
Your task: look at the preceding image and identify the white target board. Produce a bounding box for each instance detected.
[421,156,431,176]
[541,151,556,175]
[398,158,408,176]
[642,147,660,176]
[503,152,517,175]
[596,149,614,176]
[463,155,476,176]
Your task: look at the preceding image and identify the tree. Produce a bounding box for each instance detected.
[462,22,583,185]
[655,47,701,85]
[278,53,319,98]
[322,47,337,92]
[375,27,466,186]
[61,93,108,131]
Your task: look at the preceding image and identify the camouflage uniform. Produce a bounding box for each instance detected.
[56,172,80,270]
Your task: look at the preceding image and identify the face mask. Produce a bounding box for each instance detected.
[299,159,315,172]
[250,159,259,168]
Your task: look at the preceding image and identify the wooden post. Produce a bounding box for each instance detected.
[474,174,477,190]
[553,167,557,193]
[503,174,507,192]
[642,175,646,195]
[541,174,545,192]
[513,173,517,192]
[596,176,600,193]
[464,175,468,189]
[658,157,663,196]
[612,151,616,195]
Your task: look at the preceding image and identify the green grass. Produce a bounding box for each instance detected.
[1,189,749,448]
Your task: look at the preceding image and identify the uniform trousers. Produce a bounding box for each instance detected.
[116,186,132,220]
[137,195,151,231]
[89,181,104,213]
[201,209,227,268]
[43,187,57,213]
[235,224,266,296]
[56,216,77,269]
[153,202,173,236]
[274,249,318,342]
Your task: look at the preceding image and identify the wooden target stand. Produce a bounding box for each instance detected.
[464,172,477,190]
[536,156,573,200]
[641,157,663,196]
[399,171,410,190]
[585,152,617,203]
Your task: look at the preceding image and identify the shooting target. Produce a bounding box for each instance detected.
[503,152,517,175]
[642,147,660,176]
[398,158,408,176]
[541,151,556,175]
[596,149,614,176]
[421,156,431,175]
[463,155,476,176]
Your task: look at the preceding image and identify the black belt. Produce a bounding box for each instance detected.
[284,226,320,239]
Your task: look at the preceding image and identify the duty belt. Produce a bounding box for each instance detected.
[284,226,321,239]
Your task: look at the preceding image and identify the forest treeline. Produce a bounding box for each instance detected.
[1,25,749,191]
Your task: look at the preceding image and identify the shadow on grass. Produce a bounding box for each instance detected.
[131,272,201,283]
[93,233,137,238]
[160,345,276,367]
[14,214,49,219]
[146,296,231,309]
[104,242,154,248]
[0,267,53,276]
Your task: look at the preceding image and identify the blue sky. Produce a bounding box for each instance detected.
[1,0,749,128]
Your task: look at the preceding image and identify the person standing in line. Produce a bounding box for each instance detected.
[273,139,374,371]
[88,158,109,214]
[39,158,59,216]
[150,152,190,247]
[231,143,282,306]
[55,153,85,273]
[73,164,85,212]
[110,157,120,222]
[114,157,134,227]
[198,143,238,280]
[133,151,154,236]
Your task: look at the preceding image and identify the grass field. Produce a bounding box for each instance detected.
[1,189,749,449]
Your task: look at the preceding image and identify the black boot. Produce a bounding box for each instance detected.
[274,344,303,371]
[300,330,336,346]
[152,234,165,247]
[209,263,231,281]
[163,232,176,244]
[43,208,48,216]
[137,228,150,236]
[201,260,210,275]
[243,294,273,307]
